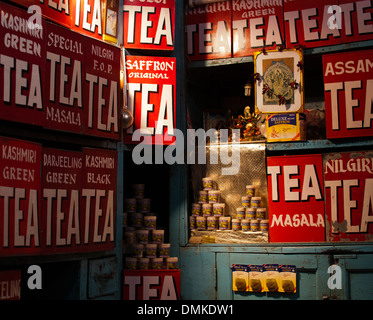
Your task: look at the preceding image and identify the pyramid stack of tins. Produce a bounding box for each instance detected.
[237,184,268,233]
[190,177,230,231]
[123,184,178,270]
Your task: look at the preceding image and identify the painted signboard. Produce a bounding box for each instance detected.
[41,148,84,254]
[232,1,284,57]
[123,0,175,50]
[0,270,21,300]
[267,154,325,243]
[0,137,42,256]
[185,0,232,60]
[123,55,176,145]
[123,269,180,300]
[323,49,373,139]
[81,148,117,252]
[84,37,120,139]
[44,22,86,134]
[0,2,45,126]
[324,151,373,242]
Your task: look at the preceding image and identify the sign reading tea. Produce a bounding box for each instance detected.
[323,49,373,139]
[123,0,175,50]
[324,151,373,242]
[0,137,42,256]
[123,55,176,145]
[267,154,325,242]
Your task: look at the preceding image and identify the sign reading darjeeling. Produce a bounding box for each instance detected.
[0,270,21,300]
[324,151,373,242]
[0,137,42,256]
[323,49,373,139]
[123,55,176,145]
[267,154,325,243]
[0,136,117,256]
[123,0,175,50]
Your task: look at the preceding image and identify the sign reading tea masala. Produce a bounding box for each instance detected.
[267,154,325,242]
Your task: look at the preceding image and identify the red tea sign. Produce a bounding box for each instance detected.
[84,37,121,139]
[41,148,83,254]
[267,154,325,243]
[123,55,176,145]
[0,2,45,126]
[123,269,180,300]
[81,148,117,252]
[323,49,373,139]
[0,137,42,256]
[123,0,175,50]
[44,22,86,134]
[324,151,373,242]
[232,1,284,57]
[0,270,21,300]
[185,0,232,60]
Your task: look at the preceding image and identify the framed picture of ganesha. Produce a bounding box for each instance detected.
[254,49,304,113]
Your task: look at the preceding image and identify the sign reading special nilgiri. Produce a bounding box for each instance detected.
[267,154,325,242]
[124,55,176,145]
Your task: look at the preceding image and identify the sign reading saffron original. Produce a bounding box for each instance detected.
[0,137,42,256]
[323,49,373,139]
[122,0,175,50]
[324,151,373,242]
[267,154,325,243]
[123,55,176,145]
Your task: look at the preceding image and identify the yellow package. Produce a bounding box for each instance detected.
[266,113,306,142]
[262,264,280,292]
[232,264,249,292]
[248,265,264,292]
[279,265,297,293]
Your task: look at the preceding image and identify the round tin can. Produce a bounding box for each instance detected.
[166,257,178,269]
[256,208,266,220]
[191,203,202,216]
[189,216,196,229]
[125,257,137,270]
[241,196,251,208]
[136,229,149,243]
[124,198,137,212]
[158,243,170,257]
[145,243,157,258]
[245,207,256,219]
[198,190,208,204]
[219,217,230,230]
[232,219,241,231]
[250,219,259,232]
[144,215,157,229]
[196,216,206,230]
[260,219,269,232]
[202,177,214,190]
[138,198,151,213]
[207,216,218,231]
[202,203,213,216]
[246,185,256,197]
[213,203,225,216]
[151,229,164,243]
[151,258,163,270]
[208,190,220,203]
[251,197,261,208]
[138,258,150,270]
[236,207,246,219]
[241,219,250,231]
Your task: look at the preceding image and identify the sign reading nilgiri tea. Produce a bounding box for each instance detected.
[324,151,373,242]
[267,154,325,242]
